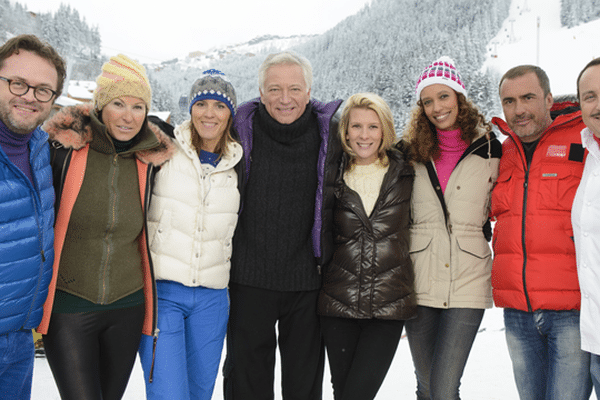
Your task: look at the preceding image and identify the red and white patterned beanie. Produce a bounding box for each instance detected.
[415,56,466,99]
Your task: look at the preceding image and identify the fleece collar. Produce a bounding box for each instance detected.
[43,103,175,166]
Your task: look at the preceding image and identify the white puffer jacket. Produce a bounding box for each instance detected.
[148,120,242,288]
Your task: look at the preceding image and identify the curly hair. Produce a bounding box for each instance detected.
[403,92,491,163]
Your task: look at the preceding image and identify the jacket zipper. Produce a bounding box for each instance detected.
[521,166,533,312]
[145,165,160,383]
[100,154,119,304]
[57,148,72,203]
[505,132,534,312]
[444,136,493,306]
[15,142,47,329]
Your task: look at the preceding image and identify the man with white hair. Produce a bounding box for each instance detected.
[224,51,342,399]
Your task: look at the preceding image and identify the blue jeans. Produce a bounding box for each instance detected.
[405,306,484,400]
[139,281,229,400]
[0,330,34,400]
[591,354,600,400]
[504,308,592,400]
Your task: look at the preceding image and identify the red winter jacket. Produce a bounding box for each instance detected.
[491,103,586,312]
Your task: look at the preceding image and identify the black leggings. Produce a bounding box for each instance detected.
[321,316,405,400]
[42,305,145,400]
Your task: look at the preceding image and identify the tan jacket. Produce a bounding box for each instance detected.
[409,130,500,309]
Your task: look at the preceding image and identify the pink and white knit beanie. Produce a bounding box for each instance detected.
[415,56,466,99]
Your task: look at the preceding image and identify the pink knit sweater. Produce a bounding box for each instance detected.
[434,128,468,193]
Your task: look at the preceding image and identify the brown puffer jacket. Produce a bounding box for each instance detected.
[318,149,416,320]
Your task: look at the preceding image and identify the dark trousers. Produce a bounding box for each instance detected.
[321,316,404,400]
[224,283,324,400]
[43,305,144,400]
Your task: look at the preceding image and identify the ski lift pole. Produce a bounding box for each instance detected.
[536,16,540,65]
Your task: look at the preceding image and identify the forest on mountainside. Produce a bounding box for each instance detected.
[1,0,103,79]
[560,0,600,27]
[3,0,600,127]
[0,0,175,112]
[206,0,511,127]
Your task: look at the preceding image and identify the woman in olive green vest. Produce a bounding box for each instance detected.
[39,54,174,400]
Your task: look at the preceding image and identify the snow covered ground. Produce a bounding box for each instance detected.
[30,0,599,398]
[32,307,518,399]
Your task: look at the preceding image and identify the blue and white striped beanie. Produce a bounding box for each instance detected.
[188,69,237,115]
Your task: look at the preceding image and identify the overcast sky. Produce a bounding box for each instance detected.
[16,0,372,63]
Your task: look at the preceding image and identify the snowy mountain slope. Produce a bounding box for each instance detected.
[483,0,600,96]
[151,34,315,71]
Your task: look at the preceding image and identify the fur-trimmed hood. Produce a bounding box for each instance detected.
[43,103,175,166]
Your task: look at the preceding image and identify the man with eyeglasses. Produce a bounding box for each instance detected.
[0,34,65,399]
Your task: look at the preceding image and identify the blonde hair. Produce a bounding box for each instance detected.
[339,93,396,167]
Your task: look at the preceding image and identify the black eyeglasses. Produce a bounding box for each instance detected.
[0,76,57,103]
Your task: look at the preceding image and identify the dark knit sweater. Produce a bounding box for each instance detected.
[231,103,321,291]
